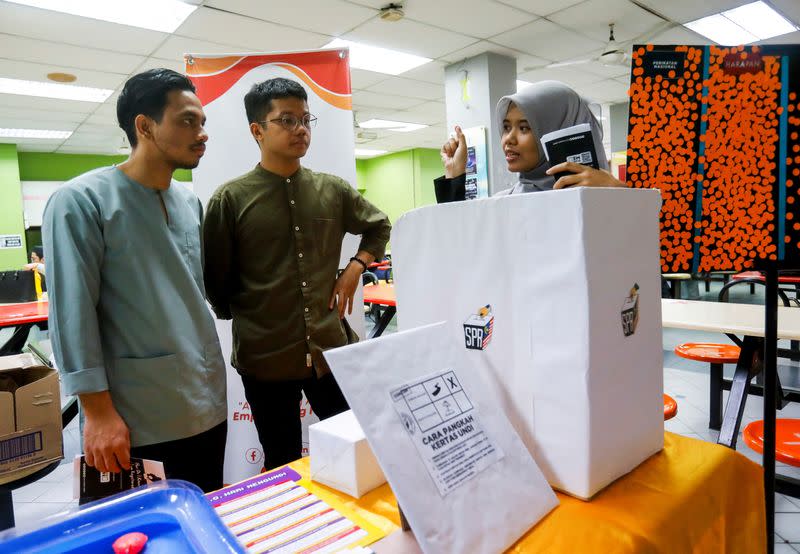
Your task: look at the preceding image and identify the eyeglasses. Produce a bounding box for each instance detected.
[260,114,317,131]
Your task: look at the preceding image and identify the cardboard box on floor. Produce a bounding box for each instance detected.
[391,187,665,500]
[0,353,63,482]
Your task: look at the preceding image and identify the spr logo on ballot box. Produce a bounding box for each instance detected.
[463,304,494,350]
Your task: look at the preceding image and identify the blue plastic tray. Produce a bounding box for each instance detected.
[0,480,245,553]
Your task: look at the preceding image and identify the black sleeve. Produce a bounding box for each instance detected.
[433,173,467,204]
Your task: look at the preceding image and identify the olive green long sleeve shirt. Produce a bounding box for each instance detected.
[202,164,391,381]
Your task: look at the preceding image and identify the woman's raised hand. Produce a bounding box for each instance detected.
[441,125,468,178]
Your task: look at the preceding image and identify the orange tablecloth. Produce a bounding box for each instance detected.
[289,432,766,553]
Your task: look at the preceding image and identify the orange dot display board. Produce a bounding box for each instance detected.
[627,44,800,273]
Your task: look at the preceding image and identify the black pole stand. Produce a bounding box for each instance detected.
[763,263,778,554]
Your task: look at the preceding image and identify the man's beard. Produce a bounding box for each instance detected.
[154,140,201,171]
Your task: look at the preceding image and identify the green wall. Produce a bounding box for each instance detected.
[0,150,191,270]
[360,151,416,226]
[3,146,436,270]
[356,147,442,226]
[413,148,442,207]
[18,152,192,182]
[355,160,367,194]
[0,144,26,269]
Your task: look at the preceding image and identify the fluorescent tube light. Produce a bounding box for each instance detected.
[324,38,431,75]
[685,14,759,45]
[354,148,388,157]
[359,119,428,132]
[723,1,797,41]
[684,1,797,45]
[0,77,113,103]
[5,0,197,33]
[0,128,72,139]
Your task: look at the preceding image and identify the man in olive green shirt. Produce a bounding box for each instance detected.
[203,78,391,469]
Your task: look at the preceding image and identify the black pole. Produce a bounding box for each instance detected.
[0,489,14,531]
[764,264,778,554]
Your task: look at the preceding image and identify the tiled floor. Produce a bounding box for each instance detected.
[5,279,800,550]
[7,458,77,532]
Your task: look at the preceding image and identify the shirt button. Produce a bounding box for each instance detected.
[286,178,291,183]
[295,226,300,231]
[304,307,309,313]
[298,252,304,258]
[302,281,307,287]
[306,336,310,340]
[290,200,295,205]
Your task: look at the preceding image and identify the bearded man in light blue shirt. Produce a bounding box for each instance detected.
[43,69,227,491]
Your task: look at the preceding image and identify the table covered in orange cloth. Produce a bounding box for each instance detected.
[288,432,765,553]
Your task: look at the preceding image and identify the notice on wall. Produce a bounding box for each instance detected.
[462,126,489,199]
[0,235,22,249]
[389,369,504,496]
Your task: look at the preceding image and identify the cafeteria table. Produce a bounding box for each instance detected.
[0,301,48,356]
[662,299,800,498]
[362,282,395,339]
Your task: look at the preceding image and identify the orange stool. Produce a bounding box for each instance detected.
[663,394,678,421]
[674,342,741,431]
[742,419,800,467]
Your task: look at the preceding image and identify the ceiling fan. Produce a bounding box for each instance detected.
[353,112,378,143]
[548,23,630,69]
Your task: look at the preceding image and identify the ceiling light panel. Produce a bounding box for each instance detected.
[0,128,72,139]
[5,0,196,33]
[723,1,798,40]
[354,148,388,157]
[359,119,428,132]
[324,38,431,76]
[684,1,798,45]
[0,77,113,102]
[684,14,758,45]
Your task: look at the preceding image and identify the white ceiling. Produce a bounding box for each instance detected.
[0,0,797,156]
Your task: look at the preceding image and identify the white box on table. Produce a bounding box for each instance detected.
[309,409,386,498]
[391,187,664,500]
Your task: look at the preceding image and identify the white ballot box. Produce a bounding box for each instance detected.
[324,323,558,554]
[309,410,386,498]
[392,187,664,499]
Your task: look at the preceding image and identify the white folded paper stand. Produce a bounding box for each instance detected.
[324,322,558,554]
[391,187,664,499]
[309,410,387,498]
